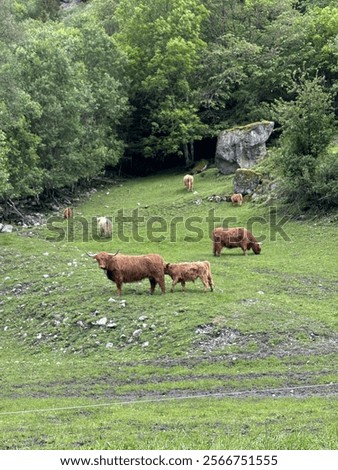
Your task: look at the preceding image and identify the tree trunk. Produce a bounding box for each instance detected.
[183,141,194,167]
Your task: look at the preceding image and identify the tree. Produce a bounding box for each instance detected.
[15,19,129,194]
[272,75,335,206]
[115,0,208,165]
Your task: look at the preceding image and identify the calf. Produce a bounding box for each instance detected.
[97,216,112,238]
[63,207,73,219]
[231,193,243,206]
[88,251,166,296]
[164,261,214,292]
[212,227,261,256]
[183,174,194,192]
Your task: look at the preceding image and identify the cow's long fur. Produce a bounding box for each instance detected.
[164,261,214,292]
[212,227,261,256]
[183,174,194,192]
[97,217,112,238]
[63,207,73,219]
[92,252,166,296]
[231,193,243,206]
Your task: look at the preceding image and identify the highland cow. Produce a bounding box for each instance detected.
[63,207,73,219]
[164,261,214,292]
[88,251,166,296]
[231,193,243,206]
[97,216,112,238]
[212,227,261,256]
[183,174,194,192]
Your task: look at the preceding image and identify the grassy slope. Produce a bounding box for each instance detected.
[0,169,337,449]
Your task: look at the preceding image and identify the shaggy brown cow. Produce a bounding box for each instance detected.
[183,174,194,192]
[88,251,166,296]
[63,207,73,219]
[164,261,214,292]
[231,193,243,206]
[97,216,112,238]
[212,227,261,256]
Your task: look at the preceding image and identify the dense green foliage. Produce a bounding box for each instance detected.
[272,75,336,208]
[0,0,337,208]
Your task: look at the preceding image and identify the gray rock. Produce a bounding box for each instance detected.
[215,121,274,174]
[0,224,13,233]
[233,168,262,195]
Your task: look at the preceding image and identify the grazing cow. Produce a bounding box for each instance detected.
[97,216,112,238]
[231,193,243,206]
[88,251,166,296]
[164,261,214,292]
[63,207,73,219]
[212,227,261,256]
[183,174,194,192]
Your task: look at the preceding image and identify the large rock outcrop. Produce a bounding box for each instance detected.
[215,121,274,174]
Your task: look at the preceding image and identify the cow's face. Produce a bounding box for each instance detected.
[164,263,173,275]
[253,243,262,255]
[94,252,110,269]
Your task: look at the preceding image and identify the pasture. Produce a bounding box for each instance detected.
[0,169,337,449]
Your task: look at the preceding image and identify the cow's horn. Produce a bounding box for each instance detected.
[111,249,120,257]
[86,252,96,257]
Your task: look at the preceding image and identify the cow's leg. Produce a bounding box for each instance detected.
[157,276,166,294]
[200,276,209,292]
[208,275,214,292]
[170,278,178,293]
[115,282,123,296]
[181,280,186,292]
[149,277,157,294]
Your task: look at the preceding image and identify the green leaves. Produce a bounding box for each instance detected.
[272,75,335,208]
[115,0,208,162]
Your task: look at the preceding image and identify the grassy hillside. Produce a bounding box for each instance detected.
[1,169,337,449]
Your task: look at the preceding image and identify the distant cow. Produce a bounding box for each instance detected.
[164,261,214,292]
[231,193,243,206]
[212,227,261,256]
[97,216,112,238]
[183,174,194,192]
[88,251,166,296]
[63,207,73,219]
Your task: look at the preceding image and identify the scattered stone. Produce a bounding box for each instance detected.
[94,317,108,326]
[0,224,13,233]
[106,342,114,349]
[132,329,142,338]
[207,195,228,203]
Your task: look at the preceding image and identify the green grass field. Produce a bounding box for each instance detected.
[1,169,337,449]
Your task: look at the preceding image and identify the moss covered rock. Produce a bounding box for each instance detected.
[234,168,262,195]
[215,121,274,174]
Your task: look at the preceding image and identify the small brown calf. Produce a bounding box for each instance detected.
[231,193,243,206]
[63,207,73,219]
[164,261,214,292]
